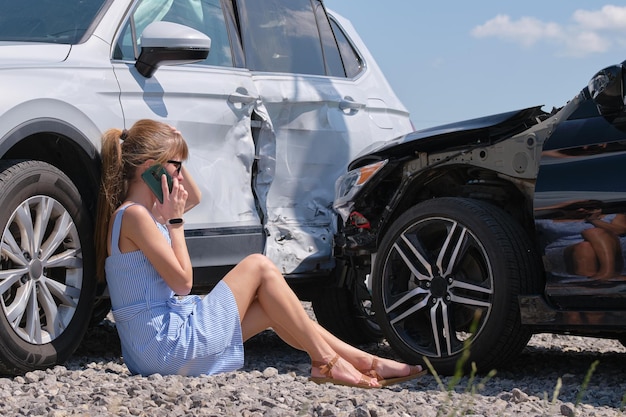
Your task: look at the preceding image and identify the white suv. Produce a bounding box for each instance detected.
[0,0,412,373]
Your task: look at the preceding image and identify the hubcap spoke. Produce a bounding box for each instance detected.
[25,283,42,343]
[396,234,434,279]
[436,221,468,277]
[429,299,453,357]
[1,230,29,265]
[44,276,80,305]
[45,248,82,269]
[40,211,74,261]
[14,202,36,255]
[450,279,493,308]
[5,280,33,325]
[388,287,430,325]
[37,279,63,339]
[0,267,28,294]
[33,197,53,253]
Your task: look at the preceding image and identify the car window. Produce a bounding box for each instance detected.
[313,2,344,77]
[329,18,363,79]
[114,0,234,67]
[237,0,327,75]
[0,0,108,44]
[237,0,359,77]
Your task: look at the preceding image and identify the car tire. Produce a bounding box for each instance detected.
[0,160,96,374]
[312,264,383,344]
[372,197,541,375]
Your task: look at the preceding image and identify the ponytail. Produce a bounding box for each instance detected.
[94,128,125,282]
[94,119,189,282]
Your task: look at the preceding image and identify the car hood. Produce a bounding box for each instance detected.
[0,43,71,66]
[349,106,547,167]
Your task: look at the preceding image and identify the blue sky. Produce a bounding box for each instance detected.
[324,1,626,130]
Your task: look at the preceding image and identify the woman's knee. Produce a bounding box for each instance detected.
[241,253,281,279]
[583,227,615,242]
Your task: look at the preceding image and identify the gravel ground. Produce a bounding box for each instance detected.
[1,303,625,417]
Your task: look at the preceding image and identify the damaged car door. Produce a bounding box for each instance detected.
[236,0,412,275]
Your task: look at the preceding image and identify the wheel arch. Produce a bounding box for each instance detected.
[375,164,537,249]
[0,118,102,216]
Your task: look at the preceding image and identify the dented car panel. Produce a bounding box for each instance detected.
[256,11,413,275]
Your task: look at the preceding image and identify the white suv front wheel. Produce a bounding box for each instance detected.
[0,160,95,374]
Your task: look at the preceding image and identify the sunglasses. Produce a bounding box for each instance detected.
[167,160,182,175]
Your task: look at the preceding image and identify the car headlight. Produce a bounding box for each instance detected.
[333,159,388,220]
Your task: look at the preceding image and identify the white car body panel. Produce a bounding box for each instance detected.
[257,13,412,274]
[0,43,122,153]
[0,0,412,276]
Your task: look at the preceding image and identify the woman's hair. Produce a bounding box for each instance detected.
[94,119,189,282]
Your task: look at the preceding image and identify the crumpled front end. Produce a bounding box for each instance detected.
[333,99,586,257]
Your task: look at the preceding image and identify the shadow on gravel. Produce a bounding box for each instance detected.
[73,318,398,376]
[73,319,626,409]
[72,319,121,358]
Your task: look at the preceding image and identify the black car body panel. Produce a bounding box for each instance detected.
[334,60,626,361]
[349,106,546,169]
[534,94,626,313]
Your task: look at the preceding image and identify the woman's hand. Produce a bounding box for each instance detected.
[156,173,188,222]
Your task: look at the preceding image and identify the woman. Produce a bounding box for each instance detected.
[94,119,425,387]
[536,201,626,279]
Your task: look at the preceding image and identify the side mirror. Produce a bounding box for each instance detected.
[135,21,211,78]
[588,63,625,114]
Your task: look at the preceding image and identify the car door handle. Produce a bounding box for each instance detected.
[339,97,365,111]
[228,92,257,104]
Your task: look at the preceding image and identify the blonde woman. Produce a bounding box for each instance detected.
[95,119,425,387]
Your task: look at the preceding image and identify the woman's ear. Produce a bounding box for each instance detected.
[141,159,156,170]
[135,159,156,179]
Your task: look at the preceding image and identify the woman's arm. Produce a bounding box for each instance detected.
[181,164,201,212]
[588,213,626,236]
[120,204,193,295]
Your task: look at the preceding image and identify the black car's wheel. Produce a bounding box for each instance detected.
[0,160,96,374]
[372,197,540,375]
[312,264,383,344]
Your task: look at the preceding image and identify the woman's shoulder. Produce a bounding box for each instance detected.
[115,203,163,252]
[123,203,150,215]
[115,203,152,222]
[122,204,161,232]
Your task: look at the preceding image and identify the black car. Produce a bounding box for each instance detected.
[333,61,626,375]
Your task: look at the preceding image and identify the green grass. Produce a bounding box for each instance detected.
[422,347,624,416]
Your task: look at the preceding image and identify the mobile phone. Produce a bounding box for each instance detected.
[141,164,173,203]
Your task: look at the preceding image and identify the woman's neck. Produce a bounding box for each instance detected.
[124,182,156,210]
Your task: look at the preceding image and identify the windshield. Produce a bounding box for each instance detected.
[0,0,109,44]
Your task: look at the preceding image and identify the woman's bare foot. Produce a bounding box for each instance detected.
[360,355,424,381]
[310,355,380,388]
[592,271,618,280]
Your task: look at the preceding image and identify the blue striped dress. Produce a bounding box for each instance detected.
[105,204,244,376]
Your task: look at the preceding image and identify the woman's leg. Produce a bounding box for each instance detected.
[221,254,378,386]
[564,241,598,277]
[241,299,422,380]
[581,227,623,279]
